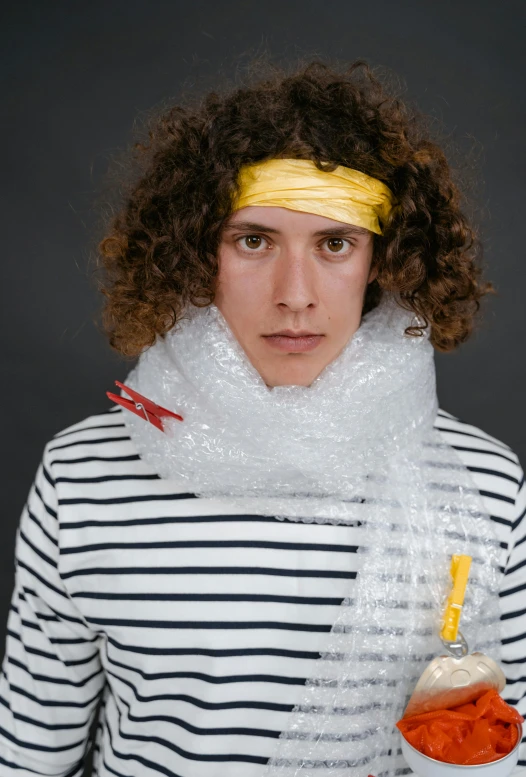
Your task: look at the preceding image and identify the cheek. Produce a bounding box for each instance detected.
[319,255,373,301]
[216,247,269,303]
[215,249,267,332]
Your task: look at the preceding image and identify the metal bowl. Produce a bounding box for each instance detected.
[400,723,523,777]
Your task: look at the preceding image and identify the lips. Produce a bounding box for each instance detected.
[268,330,320,337]
[262,333,325,353]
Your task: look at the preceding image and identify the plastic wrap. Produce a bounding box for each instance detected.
[120,291,502,776]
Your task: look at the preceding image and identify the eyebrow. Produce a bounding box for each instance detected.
[222,220,370,237]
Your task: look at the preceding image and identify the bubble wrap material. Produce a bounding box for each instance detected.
[120,291,502,776]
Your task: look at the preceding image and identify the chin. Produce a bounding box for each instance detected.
[263,364,322,388]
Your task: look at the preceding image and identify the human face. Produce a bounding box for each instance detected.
[214,206,378,388]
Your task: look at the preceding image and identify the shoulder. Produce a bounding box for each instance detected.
[47,405,128,449]
[434,407,521,477]
[49,405,127,443]
[434,407,519,463]
[41,405,162,516]
[43,404,139,471]
[434,406,524,535]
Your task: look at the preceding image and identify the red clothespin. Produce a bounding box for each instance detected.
[106,380,183,432]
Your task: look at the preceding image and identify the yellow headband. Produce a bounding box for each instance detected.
[232,158,397,235]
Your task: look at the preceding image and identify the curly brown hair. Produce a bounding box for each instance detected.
[94,56,495,358]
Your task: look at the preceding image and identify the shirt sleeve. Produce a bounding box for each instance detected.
[500,463,526,773]
[0,441,106,776]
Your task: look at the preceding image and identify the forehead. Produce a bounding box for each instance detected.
[224,206,371,236]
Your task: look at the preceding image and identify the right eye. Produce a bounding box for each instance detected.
[236,235,269,252]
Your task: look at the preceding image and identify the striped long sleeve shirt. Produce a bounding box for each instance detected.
[0,405,525,776]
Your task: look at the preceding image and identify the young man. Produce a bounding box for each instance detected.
[1,60,525,777]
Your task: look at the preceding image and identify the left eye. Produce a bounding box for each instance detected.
[324,238,353,253]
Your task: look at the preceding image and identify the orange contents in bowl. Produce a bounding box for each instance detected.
[396,689,524,765]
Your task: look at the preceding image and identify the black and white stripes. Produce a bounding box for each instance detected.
[1,405,525,776]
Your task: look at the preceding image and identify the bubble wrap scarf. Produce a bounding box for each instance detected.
[119,291,502,777]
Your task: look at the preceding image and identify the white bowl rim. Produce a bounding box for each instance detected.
[400,722,523,769]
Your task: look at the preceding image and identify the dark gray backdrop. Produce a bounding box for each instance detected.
[2,0,525,655]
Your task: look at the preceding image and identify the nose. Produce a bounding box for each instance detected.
[271,245,319,312]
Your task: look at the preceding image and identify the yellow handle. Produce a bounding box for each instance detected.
[440,554,472,642]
